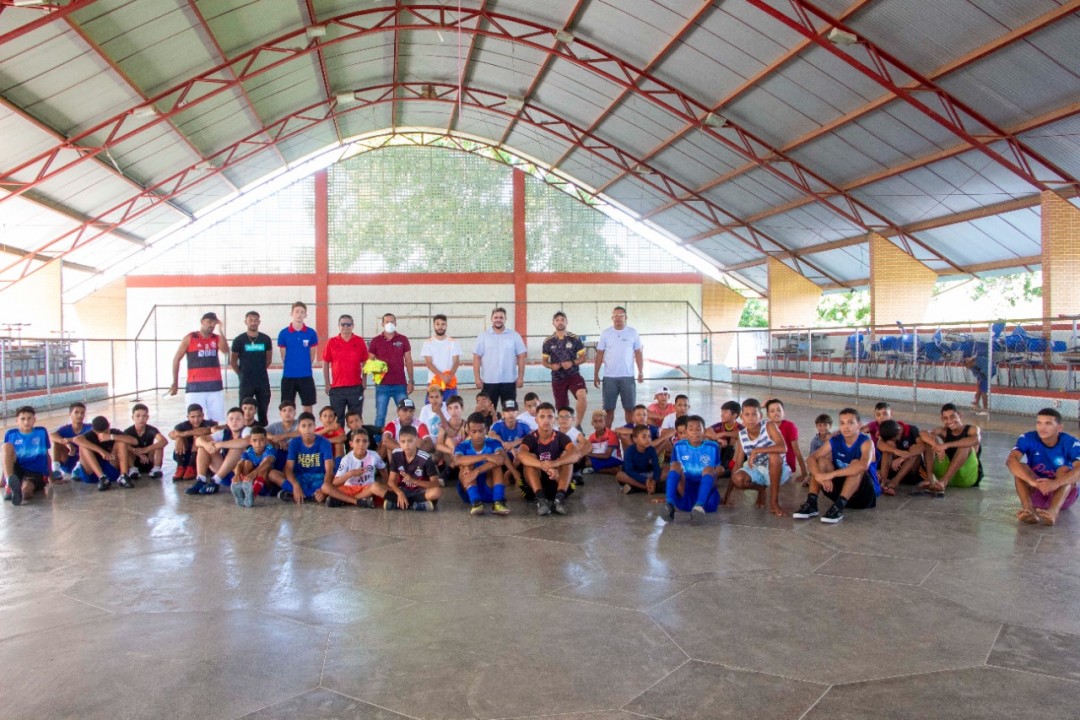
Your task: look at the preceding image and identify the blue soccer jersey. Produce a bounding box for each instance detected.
[1014,431,1080,479]
[286,435,334,496]
[490,420,529,444]
[672,439,721,479]
[454,437,504,504]
[55,422,90,471]
[668,439,721,512]
[242,445,277,467]
[4,427,51,475]
[830,432,881,495]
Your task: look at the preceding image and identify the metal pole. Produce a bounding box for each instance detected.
[110,341,116,398]
[854,326,861,400]
[44,338,52,407]
[1,340,6,419]
[911,327,919,413]
[154,310,159,391]
[735,332,741,396]
[807,329,813,400]
[685,303,690,384]
[82,339,88,404]
[986,323,994,418]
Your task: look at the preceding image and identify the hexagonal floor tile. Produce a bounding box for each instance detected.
[804,666,1080,719]
[989,624,1080,682]
[0,611,327,720]
[322,596,686,720]
[923,555,1080,635]
[649,575,1000,684]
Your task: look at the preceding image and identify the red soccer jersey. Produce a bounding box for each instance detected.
[323,335,369,388]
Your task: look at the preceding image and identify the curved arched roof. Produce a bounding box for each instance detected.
[1,0,1078,293]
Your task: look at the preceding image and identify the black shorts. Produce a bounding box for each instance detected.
[518,474,574,502]
[281,376,317,407]
[386,487,427,505]
[823,473,878,510]
[481,382,517,410]
[11,463,46,491]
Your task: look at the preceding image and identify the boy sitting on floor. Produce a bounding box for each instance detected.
[455,412,509,516]
[3,405,52,506]
[918,403,982,497]
[724,398,790,517]
[323,429,387,509]
[1007,408,1080,526]
[662,415,722,525]
[794,407,880,524]
[617,424,663,495]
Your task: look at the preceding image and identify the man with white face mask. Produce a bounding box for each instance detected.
[368,312,414,430]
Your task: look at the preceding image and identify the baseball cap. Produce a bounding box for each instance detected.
[504,399,519,410]
[201,312,219,322]
[398,398,416,409]
[654,387,671,398]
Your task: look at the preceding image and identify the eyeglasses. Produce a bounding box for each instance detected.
[339,322,353,327]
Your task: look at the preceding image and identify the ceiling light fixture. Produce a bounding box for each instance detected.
[555,29,575,45]
[335,92,359,104]
[131,105,158,118]
[305,25,327,40]
[505,94,525,112]
[702,112,727,128]
[11,0,47,7]
[827,27,858,45]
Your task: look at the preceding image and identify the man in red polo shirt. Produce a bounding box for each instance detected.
[368,312,415,430]
[323,313,369,426]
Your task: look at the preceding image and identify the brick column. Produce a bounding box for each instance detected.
[701,279,747,361]
[314,169,329,342]
[767,258,821,328]
[1041,191,1080,319]
[869,233,937,328]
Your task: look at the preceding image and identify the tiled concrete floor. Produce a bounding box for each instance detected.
[3,382,1079,720]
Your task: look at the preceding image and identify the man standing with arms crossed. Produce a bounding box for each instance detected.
[230,310,273,426]
[369,312,414,431]
[278,301,319,415]
[542,311,588,429]
[473,307,527,411]
[170,312,228,423]
[422,313,461,401]
[593,306,644,428]
[323,314,369,425]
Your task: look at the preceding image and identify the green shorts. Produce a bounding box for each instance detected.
[933,450,980,488]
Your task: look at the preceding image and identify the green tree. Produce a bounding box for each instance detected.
[816,290,870,326]
[968,272,1042,308]
[524,175,620,272]
[739,299,768,327]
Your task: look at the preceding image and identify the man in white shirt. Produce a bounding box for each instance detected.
[421,314,462,401]
[593,306,644,428]
[472,307,527,411]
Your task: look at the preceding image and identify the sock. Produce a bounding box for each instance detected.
[252,478,264,495]
[665,470,681,505]
[834,496,848,510]
[467,484,480,504]
[211,475,223,485]
[196,475,207,483]
[806,493,818,506]
[493,484,506,503]
[152,466,162,472]
[52,461,61,472]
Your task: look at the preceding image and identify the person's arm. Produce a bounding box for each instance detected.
[284,460,303,504]
[649,449,663,480]
[214,436,252,450]
[72,434,107,459]
[169,337,189,394]
[253,455,276,479]
[322,359,333,393]
[386,470,410,509]
[553,440,581,468]
[821,440,871,482]
[634,347,644,383]
[919,427,947,453]
[309,342,318,368]
[49,429,69,445]
[109,432,137,448]
[147,431,168,454]
[592,349,605,388]
[747,423,787,465]
[405,353,415,394]
[589,440,615,460]
[423,353,439,376]
[792,435,808,477]
[515,350,526,389]
[1006,449,1038,486]
[229,337,241,375]
[322,457,334,488]
[265,340,273,370]
[944,426,982,451]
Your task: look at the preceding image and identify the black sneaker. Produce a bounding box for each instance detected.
[821,504,844,524]
[664,502,676,522]
[149,469,163,479]
[118,476,135,489]
[792,501,819,520]
[553,496,568,515]
[326,497,344,508]
[277,490,293,503]
[9,475,23,506]
[97,477,111,492]
[536,499,552,516]
[356,498,375,509]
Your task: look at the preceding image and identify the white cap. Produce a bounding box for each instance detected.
[655,387,671,398]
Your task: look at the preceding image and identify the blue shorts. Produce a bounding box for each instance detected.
[60,455,80,473]
[457,473,494,504]
[74,463,119,483]
[740,462,792,487]
[282,475,324,498]
[589,455,621,471]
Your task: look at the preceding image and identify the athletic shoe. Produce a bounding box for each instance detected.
[149,469,163,479]
[61,471,73,482]
[492,501,510,516]
[383,499,396,511]
[663,502,675,522]
[118,476,136,489]
[126,468,140,480]
[821,504,844,524]
[536,499,552,516]
[690,505,705,525]
[327,497,344,508]
[582,467,595,475]
[621,483,632,495]
[553,497,568,515]
[413,500,434,512]
[172,471,185,483]
[186,479,207,495]
[199,482,219,495]
[97,477,111,492]
[241,481,255,507]
[277,490,292,502]
[9,475,23,506]
[50,469,63,482]
[357,497,375,509]
[230,482,245,506]
[574,474,585,487]
[792,501,819,519]
[470,501,485,516]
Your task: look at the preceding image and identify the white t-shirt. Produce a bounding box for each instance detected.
[563,426,583,444]
[517,412,539,432]
[418,403,447,437]
[336,451,386,486]
[211,427,252,442]
[597,326,643,378]
[421,337,462,373]
[661,413,680,431]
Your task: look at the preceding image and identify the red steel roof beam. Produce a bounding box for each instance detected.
[0,0,100,45]
[301,0,343,145]
[547,0,715,174]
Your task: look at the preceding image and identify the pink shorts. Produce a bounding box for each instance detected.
[1031,483,1078,510]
